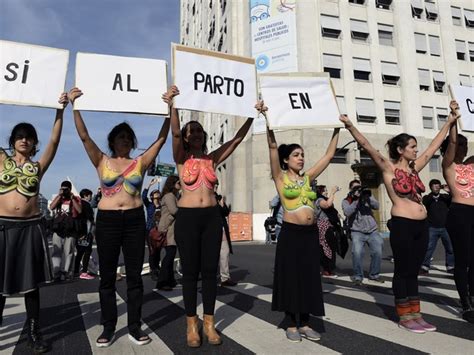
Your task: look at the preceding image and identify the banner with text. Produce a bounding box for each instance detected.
[0,40,69,109]
[74,52,168,115]
[260,73,342,130]
[172,44,257,118]
[450,84,474,132]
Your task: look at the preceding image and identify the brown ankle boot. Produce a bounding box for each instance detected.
[186,316,201,347]
[203,314,222,345]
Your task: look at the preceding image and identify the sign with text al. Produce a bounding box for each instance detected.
[450,84,474,132]
[0,40,69,109]
[74,52,168,115]
[259,73,343,130]
[172,44,258,118]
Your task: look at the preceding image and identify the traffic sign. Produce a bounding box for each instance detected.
[155,163,176,177]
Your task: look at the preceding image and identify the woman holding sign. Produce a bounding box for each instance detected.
[258,101,341,343]
[440,102,474,323]
[68,87,171,347]
[339,102,459,333]
[169,85,254,347]
[0,93,68,353]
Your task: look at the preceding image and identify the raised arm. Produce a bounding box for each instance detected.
[259,102,282,181]
[211,116,254,166]
[38,93,68,176]
[441,101,461,170]
[416,100,460,172]
[68,88,104,168]
[319,186,339,209]
[140,114,171,171]
[340,115,392,173]
[306,126,340,181]
[169,86,185,164]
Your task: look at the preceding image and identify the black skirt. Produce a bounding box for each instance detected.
[272,221,325,316]
[0,216,53,295]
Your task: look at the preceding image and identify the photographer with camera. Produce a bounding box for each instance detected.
[50,180,82,282]
[342,179,384,285]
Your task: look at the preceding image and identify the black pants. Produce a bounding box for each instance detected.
[321,228,337,273]
[146,232,161,273]
[447,203,474,299]
[74,246,92,274]
[95,207,146,332]
[1,289,40,321]
[156,246,177,288]
[175,206,223,317]
[389,217,428,300]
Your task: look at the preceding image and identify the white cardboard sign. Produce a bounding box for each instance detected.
[0,40,69,109]
[74,52,168,115]
[450,84,474,132]
[259,74,343,129]
[173,44,257,118]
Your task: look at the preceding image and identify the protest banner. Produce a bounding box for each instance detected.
[450,84,474,132]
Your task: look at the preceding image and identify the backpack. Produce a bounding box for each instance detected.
[264,200,281,241]
[52,199,81,237]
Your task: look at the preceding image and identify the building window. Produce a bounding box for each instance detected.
[384,101,401,125]
[350,19,369,42]
[429,35,441,57]
[336,96,347,115]
[433,71,445,93]
[353,58,371,81]
[217,34,224,51]
[422,106,434,129]
[356,98,376,123]
[429,156,441,173]
[415,33,427,54]
[425,2,438,21]
[381,61,400,85]
[378,23,393,46]
[323,54,343,79]
[349,0,366,4]
[321,15,342,39]
[331,149,349,164]
[418,68,430,91]
[456,40,466,60]
[437,107,448,127]
[465,9,474,27]
[460,74,472,86]
[411,0,423,19]
[375,0,392,10]
[221,0,227,14]
[469,42,474,62]
[451,6,462,26]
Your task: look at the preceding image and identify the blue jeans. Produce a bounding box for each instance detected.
[351,231,384,280]
[421,227,454,270]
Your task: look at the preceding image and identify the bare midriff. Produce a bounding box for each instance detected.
[0,192,40,217]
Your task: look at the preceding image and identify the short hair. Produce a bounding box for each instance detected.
[61,181,72,189]
[429,179,441,188]
[315,185,327,196]
[349,179,361,189]
[80,188,93,198]
[107,122,137,155]
[440,134,468,156]
[9,122,39,157]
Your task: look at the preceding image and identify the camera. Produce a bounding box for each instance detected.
[350,185,371,199]
[60,187,71,197]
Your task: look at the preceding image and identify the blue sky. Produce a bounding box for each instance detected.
[0,0,179,198]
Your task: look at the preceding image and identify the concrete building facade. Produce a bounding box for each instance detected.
[179,0,474,240]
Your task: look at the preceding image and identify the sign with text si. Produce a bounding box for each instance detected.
[74,52,168,115]
[259,73,343,130]
[0,40,69,109]
[450,84,474,132]
[172,44,257,118]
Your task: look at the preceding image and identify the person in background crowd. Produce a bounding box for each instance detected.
[315,185,341,278]
[340,102,458,333]
[342,179,384,285]
[269,194,283,243]
[420,179,454,275]
[142,177,162,280]
[0,92,68,353]
[74,188,96,280]
[154,175,180,291]
[440,104,474,323]
[50,180,82,282]
[91,187,102,209]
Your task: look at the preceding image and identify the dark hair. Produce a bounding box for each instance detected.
[9,122,39,157]
[277,144,303,170]
[349,179,361,189]
[80,188,93,198]
[315,185,327,196]
[440,134,468,156]
[161,175,180,195]
[61,181,72,189]
[386,133,417,160]
[428,179,441,188]
[107,122,137,155]
[181,120,208,154]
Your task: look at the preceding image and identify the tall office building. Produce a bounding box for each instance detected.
[180,0,474,240]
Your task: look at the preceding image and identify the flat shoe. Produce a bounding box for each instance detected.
[298,327,321,341]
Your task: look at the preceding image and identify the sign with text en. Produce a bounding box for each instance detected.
[0,40,69,109]
[260,74,343,130]
[173,44,257,118]
[450,84,474,132]
[74,53,168,115]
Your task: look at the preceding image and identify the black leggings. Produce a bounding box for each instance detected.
[74,246,92,274]
[1,289,40,321]
[389,217,428,300]
[447,203,474,299]
[156,246,177,288]
[174,206,223,317]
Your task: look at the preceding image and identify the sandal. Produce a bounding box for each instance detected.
[96,328,115,348]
